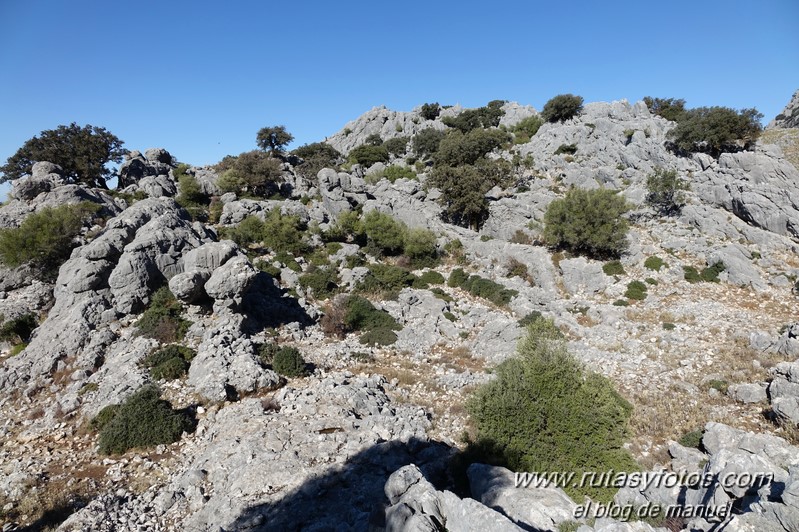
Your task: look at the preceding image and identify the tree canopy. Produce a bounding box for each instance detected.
[256,125,294,155]
[0,123,127,188]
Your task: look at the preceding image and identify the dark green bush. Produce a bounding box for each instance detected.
[643,97,687,122]
[359,327,398,346]
[384,137,410,157]
[430,287,453,302]
[554,144,577,156]
[646,168,690,215]
[349,144,389,166]
[518,311,543,328]
[364,133,383,146]
[361,210,407,256]
[541,94,584,123]
[448,268,469,287]
[0,202,101,279]
[357,263,415,295]
[292,142,342,178]
[272,346,307,377]
[256,125,293,155]
[412,270,446,289]
[467,319,637,502]
[434,129,510,168]
[382,164,416,182]
[141,344,196,381]
[91,404,120,432]
[0,313,37,344]
[221,215,265,248]
[413,128,447,158]
[216,150,282,197]
[345,295,401,332]
[463,275,518,306]
[262,209,308,255]
[420,103,441,120]
[513,115,544,143]
[543,188,631,259]
[662,322,676,330]
[624,280,648,301]
[96,385,194,455]
[441,100,505,133]
[683,266,702,283]
[613,299,629,307]
[707,379,729,394]
[257,342,281,365]
[668,106,763,157]
[678,430,703,450]
[644,256,666,271]
[602,260,625,276]
[403,228,438,266]
[136,287,192,343]
[700,262,725,282]
[298,266,339,300]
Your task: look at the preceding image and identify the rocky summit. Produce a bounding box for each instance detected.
[1,94,799,532]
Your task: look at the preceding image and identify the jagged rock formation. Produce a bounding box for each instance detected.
[768,90,799,129]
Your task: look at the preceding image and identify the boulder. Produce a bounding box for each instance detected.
[767,90,799,129]
[204,255,257,308]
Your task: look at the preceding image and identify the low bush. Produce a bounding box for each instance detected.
[262,209,308,255]
[700,262,725,282]
[683,266,701,283]
[220,215,265,248]
[466,318,637,502]
[613,299,629,307]
[434,128,510,168]
[513,115,544,143]
[349,144,389,166]
[430,287,453,302]
[450,269,518,306]
[441,100,505,133]
[646,168,690,215]
[272,346,307,377]
[518,311,544,328]
[678,429,703,450]
[448,268,469,287]
[413,128,447,158]
[541,94,584,123]
[361,210,406,256]
[403,228,438,266]
[298,266,339,300]
[292,142,342,178]
[141,344,196,381]
[136,287,192,343]
[356,263,415,296]
[0,202,101,279]
[359,327,398,346]
[384,137,410,157]
[420,102,441,120]
[216,150,282,197]
[602,260,625,276]
[667,106,763,157]
[344,295,401,332]
[624,280,648,301]
[554,143,577,155]
[643,97,687,122]
[95,385,194,455]
[644,256,666,271]
[543,188,631,259]
[412,270,446,289]
[0,313,37,344]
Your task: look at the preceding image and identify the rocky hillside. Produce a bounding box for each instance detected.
[1,96,799,531]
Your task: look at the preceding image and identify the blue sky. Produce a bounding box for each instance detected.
[1,0,797,198]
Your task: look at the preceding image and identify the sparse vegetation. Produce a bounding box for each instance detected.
[624,280,648,301]
[644,256,666,271]
[141,344,196,380]
[0,313,38,344]
[272,346,307,377]
[448,268,518,306]
[646,167,690,215]
[602,260,625,276]
[136,287,192,343]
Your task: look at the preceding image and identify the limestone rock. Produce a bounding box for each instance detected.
[767,90,799,129]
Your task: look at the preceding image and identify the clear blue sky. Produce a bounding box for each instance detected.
[1,0,797,198]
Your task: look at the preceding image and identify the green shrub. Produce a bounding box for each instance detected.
[541,94,584,123]
[663,322,676,330]
[136,287,192,343]
[91,404,120,432]
[462,275,518,306]
[448,268,469,287]
[420,103,441,120]
[668,106,763,157]
[298,266,339,300]
[518,311,544,328]
[683,266,701,283]
[0,313,37,344]
[645,277,658,285]
[256,125,294,155]
[613,299,629,307]
[262,209,308,255]
[345,295,401,332]
[624,280,648,301]
[403,228,438,266]
[643,97,687,122]
[430,287,453,302]
[434,128,510,168]
[412,270,446,289]
[361,210,407,256]
[349,144,389,166]
[272,346,307,377]
[257,342,281,365]
[678,429,703,450]
[357,263,414,296]
[216,150,282,197]
[645,168,690,215]
[644,256,666,271]
[220,215,265,248]
[700,262,725,282]
[8,343,26,356]
[359,327,398,346]
[96,385,194,454]
[513,115,544,143]
[384,137,410,157]
[441,100,505,133]
[543,188,631,258]
[255,259,281,278]
[0,202,101,279]
[141,344,196,381]
[467,319,637,502]
[413,128,447,158]
[602,260,625,276]
[554,144,577,155]
[292,142,342,178]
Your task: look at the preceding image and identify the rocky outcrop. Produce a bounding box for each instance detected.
[767,90,799,130]
[117,148,175,190]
